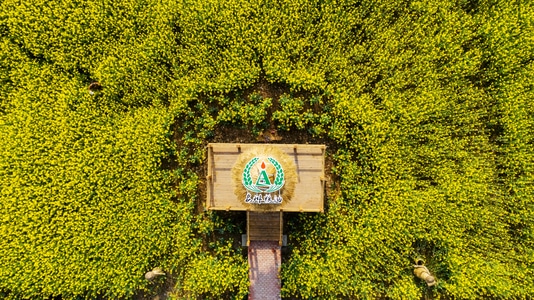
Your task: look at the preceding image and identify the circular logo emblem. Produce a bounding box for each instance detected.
[242,157,285,204]
[232,146,297,209]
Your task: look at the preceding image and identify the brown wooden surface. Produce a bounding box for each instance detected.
[206,143,325,212]
[247,212,282,244]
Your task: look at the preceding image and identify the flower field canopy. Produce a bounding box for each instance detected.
[206,143,325,212]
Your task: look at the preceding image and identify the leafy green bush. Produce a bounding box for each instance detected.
[176,247,248,299]
[0,65,192,298]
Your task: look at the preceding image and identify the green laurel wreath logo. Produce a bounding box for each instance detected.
[242,156,285,193]
[242,157,263,193]
[265,157,285,193]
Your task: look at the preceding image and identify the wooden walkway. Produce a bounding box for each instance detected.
[248,241,281,300]
[247,212,283,245]
[247,212,283,299]
[206,143,325,212]
[203,143,326,298]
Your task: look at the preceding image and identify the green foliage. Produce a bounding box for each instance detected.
[216,92,272,134]
[1,0,533,298]
[0,65,193,299]
[174,246,248,299]
[272,94,321,132]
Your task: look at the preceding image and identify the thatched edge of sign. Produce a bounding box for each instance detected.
[231,146,297,211]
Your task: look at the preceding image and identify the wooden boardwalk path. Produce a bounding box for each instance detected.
[247,212,282,245]
[248,241,281,300]
[206,143,325,212]
[247,212,282,299]
[203,143,326,299]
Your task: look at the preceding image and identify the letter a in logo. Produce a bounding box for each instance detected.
[255,161,271,188]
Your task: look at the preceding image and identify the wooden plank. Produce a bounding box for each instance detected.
[208,205,322,212]
[212,154,323,170]
[279,211,283,246]
[206,145,213,210]
[249,216,280,222]
[210,143,324,155]
[206,143,325,212]
[248,212,282,242]
[249,235,279,241]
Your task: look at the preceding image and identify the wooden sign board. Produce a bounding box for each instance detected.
[206,143,325,212]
